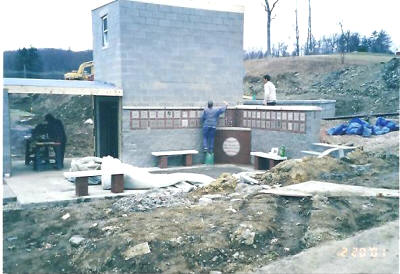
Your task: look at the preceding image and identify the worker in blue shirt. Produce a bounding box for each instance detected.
[201,100,228,153]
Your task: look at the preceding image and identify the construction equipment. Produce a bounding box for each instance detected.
[64,61,94,80]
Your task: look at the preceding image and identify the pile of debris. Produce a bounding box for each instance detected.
[112,188,191,212]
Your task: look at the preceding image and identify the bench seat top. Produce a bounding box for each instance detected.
[301,150,322,156]
[64,169,123,178]
[152,150,198,156]
[251,152,287,160]
[312,143,357,149]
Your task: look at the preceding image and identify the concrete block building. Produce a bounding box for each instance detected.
[91,0,321,167]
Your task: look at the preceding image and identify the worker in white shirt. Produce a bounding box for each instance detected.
[263,74,277,105]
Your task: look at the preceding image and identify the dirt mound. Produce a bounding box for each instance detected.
[191,173,238,195]
[254,149,398,189]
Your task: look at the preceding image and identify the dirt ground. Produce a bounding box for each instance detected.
[3,130,399,273]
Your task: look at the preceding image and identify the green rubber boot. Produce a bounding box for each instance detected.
[205,152,214,165]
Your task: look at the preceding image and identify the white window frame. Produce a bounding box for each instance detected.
[101,15,109,48]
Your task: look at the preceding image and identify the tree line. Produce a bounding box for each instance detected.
[244,29,393,60]
[3,48,92,79]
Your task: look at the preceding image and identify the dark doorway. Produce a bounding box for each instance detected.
[95,96,119,158]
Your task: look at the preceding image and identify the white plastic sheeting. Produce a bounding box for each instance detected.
[101,156,214,190]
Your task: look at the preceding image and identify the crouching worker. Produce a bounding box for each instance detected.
[201,100,228,154]
[45,114,67,169]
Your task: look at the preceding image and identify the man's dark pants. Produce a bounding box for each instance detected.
[202,126,216,152]
[54,142,65,169]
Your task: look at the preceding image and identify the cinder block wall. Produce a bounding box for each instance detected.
[92,1,123,87]
[118,0,244,106]
[251,111,321,159]
[121,109,204,166]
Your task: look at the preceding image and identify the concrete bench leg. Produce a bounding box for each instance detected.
[76,177,88,197]
[111,174,124,193]
[254,156,260,170]
[159,156,168,169]
[185,154,193,166]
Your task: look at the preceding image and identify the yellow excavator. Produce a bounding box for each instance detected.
[64,61,94,80]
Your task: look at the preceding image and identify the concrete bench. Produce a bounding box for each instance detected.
[151,150,198,168]
[64,170,124,197]
[250,152,287,170]
[302,143,358,158]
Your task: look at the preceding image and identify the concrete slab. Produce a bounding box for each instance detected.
[254,220,399,274]
[259,181,399,198]
[3,182,17,204]
[5,160,252,208]
[149,164,254,179]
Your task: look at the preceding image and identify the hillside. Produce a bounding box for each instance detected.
[3,48,92,79]
[244,53,399,116]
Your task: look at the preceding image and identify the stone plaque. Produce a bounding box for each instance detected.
[189,119,196,127]
[243,111,247,118]
[165,120,173,128]
[277,112,281,120]
[256,112,261,119]
[182,119,188,127]
[131,111,139,119]
[149,120,158,128]
[282,112,287,120]
[261,120,266,128]
[222,137,241,156]
[174,111,181,118]
[288,112,293,121]
[182,111,188,118]
[300,113,306,121]
[294,112,299,121]
[131,120,140,129]
[166,111,173,119]
[261,111,266,119]
[140,111,148,119]
[300,123,305,132]
[149,111,156,119]
[288,122,293,131]
[266,112,271,119]
[189,110,196,118]
[256,120,261,128]
[157,110,165,118]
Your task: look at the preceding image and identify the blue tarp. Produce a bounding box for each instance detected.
[327,117,399,137]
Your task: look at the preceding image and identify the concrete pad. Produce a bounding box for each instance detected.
[254,220,399,274]
[3,182,17,204]
[5,160,252,208]
[5,160,147,208]
[259,181,399,198]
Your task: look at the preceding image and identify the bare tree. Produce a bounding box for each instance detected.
[295,0,300,56]
[339,22,348,64]
[305,0,313,55]
[264,0,281,57]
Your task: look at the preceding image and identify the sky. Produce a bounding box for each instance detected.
[1,0,399,52]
